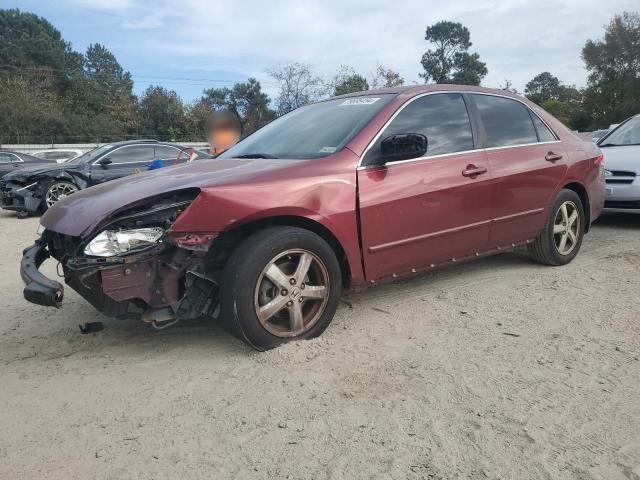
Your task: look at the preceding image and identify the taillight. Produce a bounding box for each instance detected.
[596,153,604,165]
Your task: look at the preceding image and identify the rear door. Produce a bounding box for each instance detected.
[358,92,492,281]
[469,94,567,246]
[90,145,156,184]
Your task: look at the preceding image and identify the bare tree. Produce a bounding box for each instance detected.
[371,66,404,89]
[268,63,325,115]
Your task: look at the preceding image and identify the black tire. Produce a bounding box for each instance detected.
[220,226,342,350]
[528,188,585,266]
[41,180,78,212]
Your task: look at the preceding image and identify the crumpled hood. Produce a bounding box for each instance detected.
[601,146,640,173]
[4,162,82,181]
[41,158,301,237]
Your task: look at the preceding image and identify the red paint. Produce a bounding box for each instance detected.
[41,85,604,290]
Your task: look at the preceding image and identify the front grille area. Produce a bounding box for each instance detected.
[606,170,637,185]
[46,231,84,260]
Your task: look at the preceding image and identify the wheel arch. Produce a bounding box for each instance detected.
[210,215,353,288]
[561,181,591,231]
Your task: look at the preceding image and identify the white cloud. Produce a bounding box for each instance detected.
[67,0,639,94]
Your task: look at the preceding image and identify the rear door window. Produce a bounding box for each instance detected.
[103,145,156,164]
[154,145,181,159]
[365,93,474,164]
[0,153,19,164]
[472,94,538,148]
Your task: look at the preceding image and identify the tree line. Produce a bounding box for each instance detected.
[0,9,638,145]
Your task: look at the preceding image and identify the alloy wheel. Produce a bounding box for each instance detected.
[45,183,78,208]
[254,249,330,338]
[553,200,580,255]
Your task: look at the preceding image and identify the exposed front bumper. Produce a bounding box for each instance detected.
[0,180,42,214]
[20,242,64,307]
[21,230,220,324]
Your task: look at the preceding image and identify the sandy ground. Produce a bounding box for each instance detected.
[0,210,639,480]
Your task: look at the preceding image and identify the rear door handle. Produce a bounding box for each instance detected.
[462,165,488,177]
[545,152,563,162]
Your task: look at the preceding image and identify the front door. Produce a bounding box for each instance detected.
[90,144,157,184]
[358,93,492,282]
[469,94,568,246]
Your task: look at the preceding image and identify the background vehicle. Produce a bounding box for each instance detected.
[1,140,212,216]
[21,86,604,350]
[590,129,609,142]
[31,149,84,163]
[0,150,55,178]
[598,114,640,213]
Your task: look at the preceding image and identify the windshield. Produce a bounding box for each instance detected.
[65,145,112,164]
[599,116,640,147]
[219,94,395,160]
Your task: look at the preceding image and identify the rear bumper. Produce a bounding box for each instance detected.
[20,242,64,307]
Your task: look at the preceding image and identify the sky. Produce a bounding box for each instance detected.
[2,0,637,102]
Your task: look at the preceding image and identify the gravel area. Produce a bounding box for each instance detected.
[1,210,639,479]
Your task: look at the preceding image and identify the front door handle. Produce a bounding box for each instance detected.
[462,165,488,177]
[545,152,563,162]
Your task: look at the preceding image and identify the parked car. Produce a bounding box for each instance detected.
[590,129,609,142]
[31,148,84,163]
[0,150,56,178]
[1,140,211,216]
[598,114,640,213]
[21,85,604,350]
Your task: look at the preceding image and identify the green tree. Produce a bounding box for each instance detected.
[333,65,369,96]
[0,9,83,83]
[420,21,487,85]
[0,75,63,143]
[183,100,212,141]
[582,12,640,128]
[139,86,185,140]
[83,43,139,139]
[202,78,275,135]
[525,72,562,104]
[524,72,591,130]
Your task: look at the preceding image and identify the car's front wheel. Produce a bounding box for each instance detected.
[43,180,78,211]
[220,226,342,350]
[528,188,585,266]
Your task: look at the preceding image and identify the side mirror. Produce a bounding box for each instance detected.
[378,133,428,164]
[97,157,112,168]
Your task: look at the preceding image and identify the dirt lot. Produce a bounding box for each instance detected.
[1,210,639,480]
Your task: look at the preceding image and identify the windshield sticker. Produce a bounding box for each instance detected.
[340,97,380,106]
[319,146,337,154]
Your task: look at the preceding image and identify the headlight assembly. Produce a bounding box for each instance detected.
[84,227,165,257]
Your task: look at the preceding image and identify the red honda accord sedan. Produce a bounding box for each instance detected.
[21,85,605,349]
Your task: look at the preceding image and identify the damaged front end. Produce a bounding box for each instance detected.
[21,189,223,329]
[0,178,46,214]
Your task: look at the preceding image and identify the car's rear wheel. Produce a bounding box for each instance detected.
[43,180,78,210]
[528,189,585,266]
[220,226,342,350]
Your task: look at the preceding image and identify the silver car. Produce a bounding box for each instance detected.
[599,114,640,213]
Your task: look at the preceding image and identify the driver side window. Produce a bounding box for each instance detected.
[364,93,474,165]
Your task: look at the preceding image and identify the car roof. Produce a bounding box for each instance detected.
[107,139,183,147]
[330,84,530,103]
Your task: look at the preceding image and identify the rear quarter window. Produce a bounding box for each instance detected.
[531,114,557,142]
